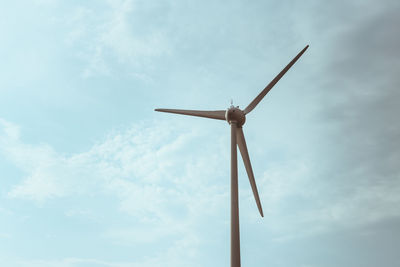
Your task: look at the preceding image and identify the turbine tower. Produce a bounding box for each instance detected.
[155,45,308,267]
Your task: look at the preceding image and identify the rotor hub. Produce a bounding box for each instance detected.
[225,107,246,126]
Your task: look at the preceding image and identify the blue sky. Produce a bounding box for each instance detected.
[1,0,399,266]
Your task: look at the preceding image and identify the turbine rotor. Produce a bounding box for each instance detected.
[225,107,246,127]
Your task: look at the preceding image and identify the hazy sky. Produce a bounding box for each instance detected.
[1,0,399,266]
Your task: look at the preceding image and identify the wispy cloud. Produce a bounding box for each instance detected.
[0,118,227,265]
[2,0,400,266]
[63,0,171,78]
[2,115,399,243]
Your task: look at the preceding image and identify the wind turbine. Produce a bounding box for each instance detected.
[155,45,309,267]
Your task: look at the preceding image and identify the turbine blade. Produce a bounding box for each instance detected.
[243,45,309,114]
[155,108,226,120]
[236,127,264,217]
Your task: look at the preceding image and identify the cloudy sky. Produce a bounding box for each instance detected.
[1,0,399,266]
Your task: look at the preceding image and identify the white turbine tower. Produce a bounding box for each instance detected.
[155,45,309,267]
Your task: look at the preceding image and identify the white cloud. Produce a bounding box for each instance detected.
[100,0,170,60]
[64,0,171,78]
[241,156,400,241]
[1,119,209,205]
[14,244,203,267]
[0,118,20,140]
[258,160,312,209]
[0,118,228,265]
[1,116,400,265]
[313,178,400,227]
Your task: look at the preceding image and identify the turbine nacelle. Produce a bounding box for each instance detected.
[225,107,246,127]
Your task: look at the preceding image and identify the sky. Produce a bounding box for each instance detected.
[1,0,399,266]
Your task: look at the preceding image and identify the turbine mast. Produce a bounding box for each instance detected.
[231,121,241,267]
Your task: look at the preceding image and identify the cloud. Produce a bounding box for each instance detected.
[1,119,212,204]
[313,0,400,177]
[2,112,400,240]
[2,1,400,266]
[313,0,400,202]
[100,0,170,61]
[63,0,171,78]
[0,118,228,265]
[14,245,204,267]
[273,0,400,240]
[316,179,400,226]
